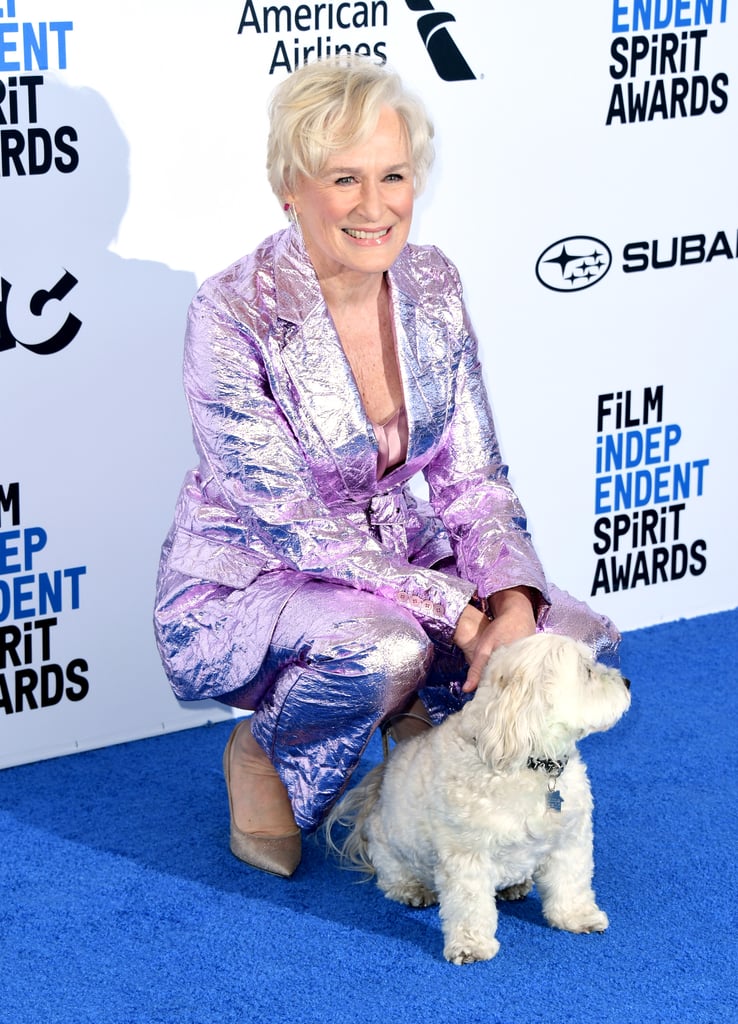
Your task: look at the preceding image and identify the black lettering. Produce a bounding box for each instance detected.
[644,386,664,425]
[238,0,260,32]
[671,543,688,580]
[606,84,626,125]
[0,625,22,669]
[651,545,670,582]
[690,539,707,575]
[0,672,13,714]
[706,230,733,261]
[622,241,649,273]
[670,77,689,117]
[28,127,52,175]
[690,75,710,115]
[1,129,26,176]
[609,38,629,79]
[593,517,611,555]
[653,237,678,269]
[15,668,39,711]
[710,72,729,113]
[0,482,20,526]
[54,126,79,173]
[41,663,65,707]
[648,78,669,120]
[591,558,610,596]
[65,658,89,702]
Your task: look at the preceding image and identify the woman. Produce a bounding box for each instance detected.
[154,56,619,878]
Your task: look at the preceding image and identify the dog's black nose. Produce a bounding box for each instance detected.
[623,677,631,691]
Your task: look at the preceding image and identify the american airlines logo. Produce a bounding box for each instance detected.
[405,1,475,82]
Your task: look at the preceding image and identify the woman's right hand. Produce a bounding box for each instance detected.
[452,604,491,692]
[453,587,537,694]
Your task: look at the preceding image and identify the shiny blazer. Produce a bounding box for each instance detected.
[154,226,548,702]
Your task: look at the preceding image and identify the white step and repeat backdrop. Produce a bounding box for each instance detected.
[1,0,736,767]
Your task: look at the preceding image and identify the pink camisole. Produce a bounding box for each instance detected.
[372,405,409,479]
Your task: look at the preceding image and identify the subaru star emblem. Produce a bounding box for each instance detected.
[536,236,612,292]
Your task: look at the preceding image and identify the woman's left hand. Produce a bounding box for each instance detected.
[461,586,537,693]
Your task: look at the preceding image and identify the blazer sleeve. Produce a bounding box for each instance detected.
[423,256,550,606]
[182,288,474,644]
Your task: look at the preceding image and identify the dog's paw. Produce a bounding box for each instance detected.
[381,882,437,908]
[497,878,533,902]
[443,935,500,965]
[546,905,609,934]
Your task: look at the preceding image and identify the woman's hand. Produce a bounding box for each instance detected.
[453,586,537,694]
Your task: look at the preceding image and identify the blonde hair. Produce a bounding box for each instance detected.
[266,56,435,201]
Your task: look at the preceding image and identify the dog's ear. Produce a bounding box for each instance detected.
[461,639,552,771]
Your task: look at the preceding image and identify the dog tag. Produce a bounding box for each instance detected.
[546,789,564,813]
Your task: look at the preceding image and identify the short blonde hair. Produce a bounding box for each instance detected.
[266,56,435,201]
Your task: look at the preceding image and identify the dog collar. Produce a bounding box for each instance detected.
[527,756,568,778]
[528,756,569,813]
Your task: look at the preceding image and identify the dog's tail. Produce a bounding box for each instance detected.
[324,762,386,877]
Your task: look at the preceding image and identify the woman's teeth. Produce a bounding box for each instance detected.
[343,228,390,241]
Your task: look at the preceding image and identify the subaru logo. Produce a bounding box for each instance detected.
[536,236,612,292]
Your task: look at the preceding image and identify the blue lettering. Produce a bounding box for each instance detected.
[664,423,681,459]
[595,476,613,514]
[675,0,691,24]
[24,526,46,568]
[613,0,630,30]
[672,462,690,499]
[604,433,623,470]
[13,574,34,618]
[626,430,644,468]
[0,20,72,71]
[0,22,20,72]
[635,470,652,507]
[615,473,633,510]
[23,22,48,70]
[634,0,652,29]
[611,0,727,28]
[0,530,21,574]
[50,22,72,69]
[64,565,86,608]
[38,570,63,615]
[693,458,709,495]
[655,0,674,28]
[645,427,661,464]
[654,465,671,502]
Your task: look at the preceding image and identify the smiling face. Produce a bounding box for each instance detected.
[285,105,415,289]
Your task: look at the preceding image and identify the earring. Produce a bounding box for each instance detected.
[284,202,302,236]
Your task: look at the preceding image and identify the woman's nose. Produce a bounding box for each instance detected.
[356,180,383,222]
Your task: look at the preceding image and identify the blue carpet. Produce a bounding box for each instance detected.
[1,610,737,1024]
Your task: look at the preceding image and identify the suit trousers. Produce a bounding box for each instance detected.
[220,578,620,831]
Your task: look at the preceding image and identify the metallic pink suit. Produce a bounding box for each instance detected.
[154,226,619,828]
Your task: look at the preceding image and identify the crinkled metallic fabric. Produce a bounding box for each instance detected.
[153,226,552,705]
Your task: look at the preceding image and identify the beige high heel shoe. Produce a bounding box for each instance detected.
[381,697,433,759]
[222,720,302,878]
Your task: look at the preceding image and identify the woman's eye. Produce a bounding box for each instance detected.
[335,176,356,186]
[385,173,404,182]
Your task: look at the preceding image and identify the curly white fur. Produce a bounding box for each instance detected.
[326,633,631,964]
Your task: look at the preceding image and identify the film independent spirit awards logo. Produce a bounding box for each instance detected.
[535,237,613,293]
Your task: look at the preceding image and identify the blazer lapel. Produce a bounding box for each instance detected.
[387,259,455,473]
[273,229,379,496]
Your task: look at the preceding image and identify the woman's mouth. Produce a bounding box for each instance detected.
[342,227,391,242]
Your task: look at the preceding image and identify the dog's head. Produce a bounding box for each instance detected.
[460,633,631,771]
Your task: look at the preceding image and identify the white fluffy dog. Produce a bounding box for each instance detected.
[327,633,631,964]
